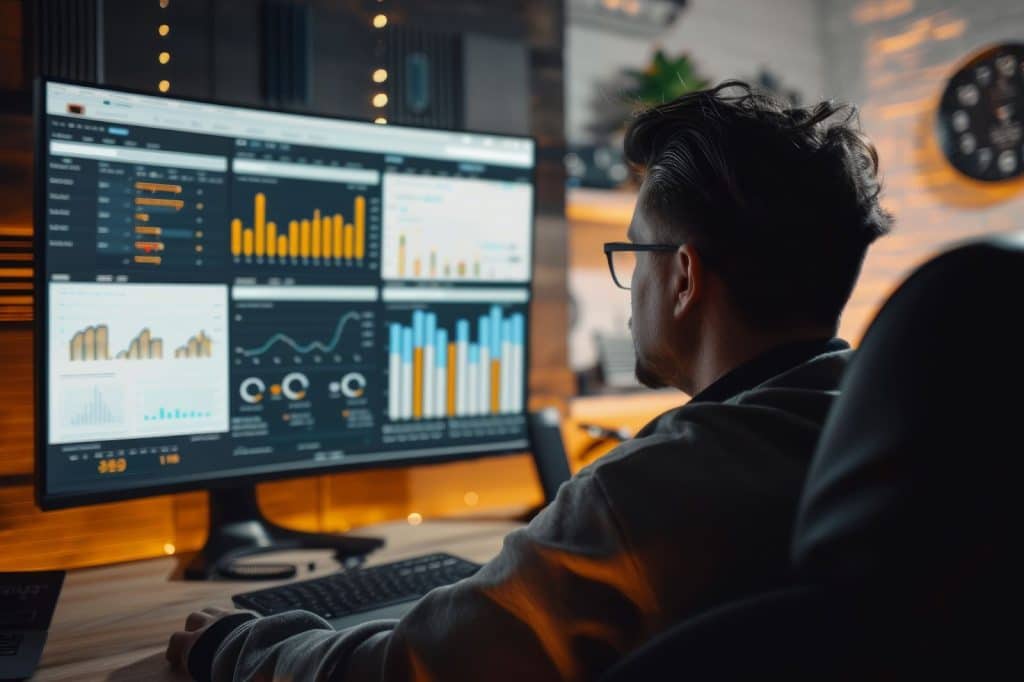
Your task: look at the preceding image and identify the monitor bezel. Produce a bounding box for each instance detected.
[34,77,538,511]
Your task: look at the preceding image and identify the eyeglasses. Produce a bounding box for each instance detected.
[603,242,682,290]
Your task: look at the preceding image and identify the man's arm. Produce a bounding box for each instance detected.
[188,466,659,682]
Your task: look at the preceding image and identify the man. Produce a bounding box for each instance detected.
[168,81,892,681]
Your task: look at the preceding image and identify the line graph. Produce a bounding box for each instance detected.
[239,312,361,357]
[232,302,375,367]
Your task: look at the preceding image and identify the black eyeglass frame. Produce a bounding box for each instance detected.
[603,241,682,290]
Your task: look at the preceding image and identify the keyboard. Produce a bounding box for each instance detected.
[233,553,481,622]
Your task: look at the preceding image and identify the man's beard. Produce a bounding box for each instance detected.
[630,316,667,388]
[634,356,667,389]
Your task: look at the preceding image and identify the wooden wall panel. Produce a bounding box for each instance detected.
[0,111,33,324]
[0,484,179,570]
[0,0,23,91]
[0,328,33,477]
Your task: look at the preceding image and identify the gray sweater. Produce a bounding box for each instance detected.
[200,341,852,681]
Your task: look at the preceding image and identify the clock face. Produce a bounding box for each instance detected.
[937,43,1024,182]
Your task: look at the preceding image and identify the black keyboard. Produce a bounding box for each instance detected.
[233,553,481,621]
[0,631,24,657]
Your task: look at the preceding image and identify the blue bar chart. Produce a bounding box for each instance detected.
[387,305,525,421]
[143,406,216,422]
[66,385,124,429]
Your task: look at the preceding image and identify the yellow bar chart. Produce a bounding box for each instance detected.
[396,233,480,281]
[69,324,110,361]
[70,326,164,361]
[174,330,213,358]
[116,328,161,360]
[231,192,368,264]
[68,324,216,361]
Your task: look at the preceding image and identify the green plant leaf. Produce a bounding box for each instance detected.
[623,51,709,105]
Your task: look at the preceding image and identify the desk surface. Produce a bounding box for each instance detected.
[34,518,521,682]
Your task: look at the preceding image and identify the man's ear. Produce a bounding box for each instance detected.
[671,244,702,320]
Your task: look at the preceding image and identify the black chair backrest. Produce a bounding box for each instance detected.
[603,235,1024,680]
[793,235,1023,621]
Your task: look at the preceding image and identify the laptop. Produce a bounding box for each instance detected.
[0,571,64,682]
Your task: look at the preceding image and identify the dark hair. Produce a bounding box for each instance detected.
[623,80,892,331]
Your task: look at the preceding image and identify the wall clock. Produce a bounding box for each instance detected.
[937,43,1024,182]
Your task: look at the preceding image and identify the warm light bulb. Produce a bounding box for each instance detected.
[373,14,388,28]
[158,51,171,64]
[158,80,170,93]
[374,117,388,125]
[464,491,479,506]
[159,0,170,8]
[407,512,423,526]
[158,24,170,36]
[372,93,389,108]
[163,543,176,555]
[372,68,388,83]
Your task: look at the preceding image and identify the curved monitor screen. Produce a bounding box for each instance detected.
[37,81,534,508]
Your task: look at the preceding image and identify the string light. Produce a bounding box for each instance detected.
[163,543,176,555]
[158,13,170,95]
[372,5,388,120]
[407,512,423,526]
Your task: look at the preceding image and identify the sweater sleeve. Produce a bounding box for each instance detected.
[205,466,660,682]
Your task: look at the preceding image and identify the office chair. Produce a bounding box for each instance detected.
[603,234,1023,679]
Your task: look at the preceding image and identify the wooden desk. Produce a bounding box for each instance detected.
[34,518,521,681]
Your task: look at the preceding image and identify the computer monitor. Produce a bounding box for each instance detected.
[34,80,535,576]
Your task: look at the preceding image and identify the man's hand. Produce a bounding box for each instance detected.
[166,606,251,672]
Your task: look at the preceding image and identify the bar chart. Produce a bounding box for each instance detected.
[68,325,214,361]
[174,330,214,358]
[65,384,124,429]
[139,388,219,431]
[381,174,533,283]
[230,191,370,264]
[69,324,113,361]
[131,181,197,266]
[114,328,164,360]
[93,164,225,274]
[143,405,215,422]
[387,305,525,421]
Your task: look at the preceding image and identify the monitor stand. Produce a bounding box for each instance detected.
[183,485,385,581]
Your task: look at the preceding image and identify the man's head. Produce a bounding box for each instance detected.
[621,80,892,393]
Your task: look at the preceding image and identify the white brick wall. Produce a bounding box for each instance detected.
[821,0,1024,341]
[566,0,826,144]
